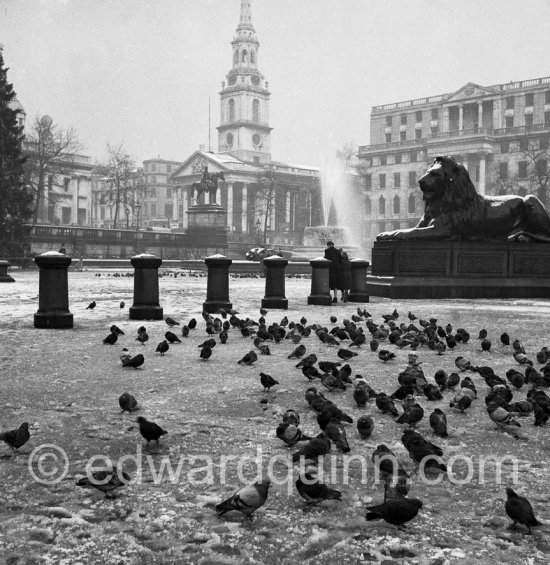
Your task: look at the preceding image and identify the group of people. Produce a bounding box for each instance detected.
[324,240,352,303]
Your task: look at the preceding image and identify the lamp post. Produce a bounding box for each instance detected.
[256,218,262,245]
[125,207,130,230]
[260,165,276,247]
[135,202,141,231]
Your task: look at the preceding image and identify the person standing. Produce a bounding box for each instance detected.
[340,251,352,302]
[59,243,67,254]
[324,240,342,303]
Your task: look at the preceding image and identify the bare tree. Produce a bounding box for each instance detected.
[254,166,278,245]
[22,115,81,225]
[336,141,358,166]
[521,138,550,205]
[94,144,136,229]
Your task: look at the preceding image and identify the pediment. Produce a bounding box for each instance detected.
[443,82,500,103]
[172,151,227,179]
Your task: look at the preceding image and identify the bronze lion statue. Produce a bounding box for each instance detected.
[377,156,550,242]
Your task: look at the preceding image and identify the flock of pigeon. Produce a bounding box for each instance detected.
[1,302,547,536]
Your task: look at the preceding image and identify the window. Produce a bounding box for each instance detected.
[525,93,534,106]
[379,196,386,215]
[152,164,157,172]
[253,99,260,122]
[501,141,509,153]
[386,116,392,127]
[400,114,407,126]
[228,98,235,121]
[380,155,387,165]
[379,220,386,232]
[253,156,260,165]
[166,187,172,199]
[499,162,508,180]
[519,138,528,152]
[393,221,400,230]
[151,176,157,184]
[545,111,550,126]
[518,161,528,179]
[250,50,255,64]
[541,136,549,150]
[410,151,417,163]
[408,194,416,213]
[64,178,70,191]
[415,129,422,140]
[150,187,156,197]
[506,97,514,110]
[379,174,386,189]
[505,116,514,129]
[393,195,400,214]
[385,132,391,143]
[546,91,550,104]
[167,165,172,173]
[537,159,547,175]
[394,154,402,164]
[525,114,533,127]
[408,171,416,187]
[400,131,406,141]
[100,207,105,220]
[415,111,422,123]
[234,50,238,64]
[431,108,439,120]
[431,126,439,136]
[365,173,372,190]
[365,197,371,215]
[242,49,247,62]
[151,204,156,217]
[394,173,401,188]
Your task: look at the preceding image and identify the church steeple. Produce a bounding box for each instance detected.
[217,0,272,166]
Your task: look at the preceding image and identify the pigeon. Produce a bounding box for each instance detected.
[366,498,423,527]
[446,372,461,390]
[120,348,131,364]
[120,301,125,309]
[478,329,488,340]
[296,354,317,369]
[118,392,139,413]
[455,356,474,372]
[188,318,197,330]
[165,331,182,344]
[200,346,212,361]
[110,324,125,336]
[318,360,341,373]
[512,339,526,354]
[288,344,306,359]
[500,332,510,346]
[292,432,331,463]
[375,393,399,417]
[450,390,474,413]
[75,467,131,499]
[86,301,96,310]
[429,409,448,437]
[181,325,190,337]
[372,444,409,482]
[216,478,271,520]
[402,429,446,472]
[165,317,180,327]
[505,488,542,534]
[103,331,118,345]
[330,316,337,324]
[369,339,380,352]
[0,422,30,452]
[487,403,520,429]
[353,384,370,408]
[513,352,533,366]
[396,403,424,427]
[219,330,228,344]
[198,338,216,349]
[238,351,258,365]
[357,415,374,438]
[325,419,350,452]
[338,348,358,361]
[260,308,268,316]
[155,340,169,355]
[481,339,492,352]
[276,423,311,447]
[136,332,149,345]
[136,416,168,445]
[260,372,279,391]
[378,350,396,363]
[122,354,145,369]
[296,472,342,505]
[282,409,300,427]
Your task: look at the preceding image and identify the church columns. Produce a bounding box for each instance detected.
[458,104,464,132]
[477,102,483,131]
[442,106,450,132]
[227,182,234,230]
[242,184,248,232]
[479,154,486,195]
[285,191,291,223]
[182,188,189,229]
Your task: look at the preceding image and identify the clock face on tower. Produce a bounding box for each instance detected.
[226,132,233,146]
[252,133,261,147]
[228,74,237,86]
[251,74,260,86]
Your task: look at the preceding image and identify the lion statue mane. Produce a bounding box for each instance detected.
[377,155,550,243]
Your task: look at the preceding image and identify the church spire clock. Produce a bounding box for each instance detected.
[217,0,272,165]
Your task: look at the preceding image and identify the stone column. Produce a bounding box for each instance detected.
[129,253,163,320]
[441,106,450,132]
[307,257,332,305]
[458,105,464,132]
[203,254,233,313]
[241,184,248,233]
[34,251,73,328]
[348,258,370,303]
[262,256,288,309]
[0,260,15,283]
[285,191,291,223]
[477,102,483,131]
[182,188,189,229]
[479,155,486,195]
[227,182,234,230]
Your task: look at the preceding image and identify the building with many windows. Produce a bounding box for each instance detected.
[358,76,550,255]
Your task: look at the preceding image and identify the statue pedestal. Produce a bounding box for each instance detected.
[368,240,550,299]
[186,204,228,256]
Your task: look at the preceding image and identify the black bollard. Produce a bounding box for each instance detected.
[262,255,288,309]
[34,251,73,328]
[348,258,370,302]
[307,257,332,305]
[129,253,163,320]
[203,254,233,313]
[0,260,15,283]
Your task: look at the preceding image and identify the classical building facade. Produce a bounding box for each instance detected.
[358,76,550,255]
[171,0,322,246]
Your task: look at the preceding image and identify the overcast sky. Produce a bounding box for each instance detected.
[2,0,549,168]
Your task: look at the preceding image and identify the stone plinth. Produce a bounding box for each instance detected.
[262,255,288,309]
[34,252,73,328]
[203,254,233,313]
[348,258,370,302]
[187,204,227,229]
[307,257,332,305]
[368,240,550,298]
[186,204,229,256]
[0,260,15,283]
[129,254,163,320]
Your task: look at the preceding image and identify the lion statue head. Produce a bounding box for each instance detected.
[419,156,485,235]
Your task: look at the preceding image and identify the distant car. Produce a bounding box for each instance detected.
[245,247,279,261]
